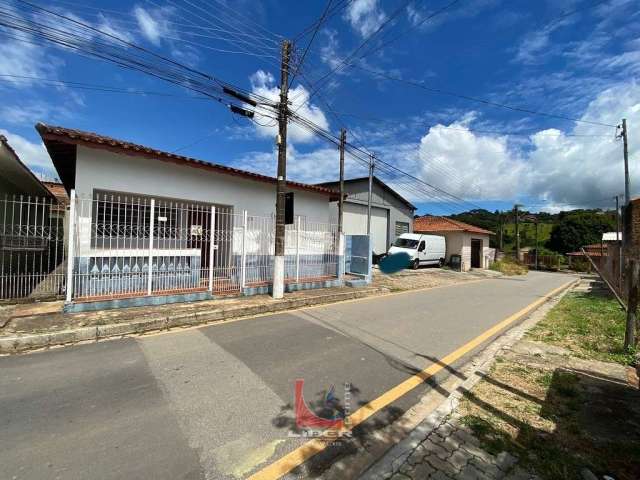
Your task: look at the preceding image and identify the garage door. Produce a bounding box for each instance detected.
[343,203,388,255]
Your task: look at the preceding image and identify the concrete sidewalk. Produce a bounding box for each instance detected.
[0,268,497,354]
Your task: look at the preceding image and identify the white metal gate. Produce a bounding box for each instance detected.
[0,194,67,300]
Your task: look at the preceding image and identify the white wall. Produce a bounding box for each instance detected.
[435,231,491,271]
[342,202,388,254]
[74,146,332,221]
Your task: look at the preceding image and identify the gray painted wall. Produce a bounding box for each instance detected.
[326,178,414,253]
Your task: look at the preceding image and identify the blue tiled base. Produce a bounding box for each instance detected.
[242,278,343,296]
[65,291,214,313]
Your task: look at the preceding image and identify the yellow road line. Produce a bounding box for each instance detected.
[248,279,576,480]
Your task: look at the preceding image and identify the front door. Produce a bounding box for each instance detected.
[471,239,482,268]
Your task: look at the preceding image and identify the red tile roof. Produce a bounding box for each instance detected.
[567,244,608,257]
[42,181,68,203]
[36,123,340,199]
[414,215,494,235]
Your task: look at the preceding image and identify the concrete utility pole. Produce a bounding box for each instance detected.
[616,195,622,290]
[338,129,346,234]
[620,119,638,349]
[622,119,630,205]
[514,204,521,261]
[534,219,539,270]
[272,39,291,299]
[367,154,375,236]
[498,213,504,251]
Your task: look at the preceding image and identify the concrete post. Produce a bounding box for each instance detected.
[295,215,301,283]
[241,210,247,289]
[208,206,215,293]
[65,189,76,303]
[147,198,155,296]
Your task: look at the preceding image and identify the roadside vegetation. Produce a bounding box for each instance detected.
[489,257,528,276]
[458,287,640,480]
[528,291,634,365]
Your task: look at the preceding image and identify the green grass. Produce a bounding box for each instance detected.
[528,292,634,366]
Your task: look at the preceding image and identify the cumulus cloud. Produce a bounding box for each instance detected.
[229,144,367,185]
[249,70,330,144]
[416,81,639,207]
[344,0,386,37]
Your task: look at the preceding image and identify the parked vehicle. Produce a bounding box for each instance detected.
[388,233,446,269]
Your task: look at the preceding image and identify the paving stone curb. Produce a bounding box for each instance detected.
[0,286,387,355]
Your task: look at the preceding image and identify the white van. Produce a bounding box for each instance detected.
[388,233,446,269]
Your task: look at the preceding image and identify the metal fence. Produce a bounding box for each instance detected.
[65,191,339,302]
[0,195,67,300]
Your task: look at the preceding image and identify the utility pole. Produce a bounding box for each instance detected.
[338,129,346,235]
[514,204,521,261]
[338,129,346,280]
[622,119,630,205]
[620,119,638,349]
[616,195,622,290]
[367,154,375,236]
[272,39,291,299]
[498,213,503,251]
[534,219,539,270]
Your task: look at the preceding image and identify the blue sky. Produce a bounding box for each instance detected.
[0,0,638,215]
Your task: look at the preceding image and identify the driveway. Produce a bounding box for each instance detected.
[0,271,575,479]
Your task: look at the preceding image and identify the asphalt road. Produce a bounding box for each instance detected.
[0,271,574,480]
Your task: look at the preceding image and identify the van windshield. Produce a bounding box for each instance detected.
[394,238,419,248]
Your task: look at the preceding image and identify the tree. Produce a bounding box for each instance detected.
[546,211,616,254]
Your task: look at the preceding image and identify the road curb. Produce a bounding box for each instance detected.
[0,286,385,355]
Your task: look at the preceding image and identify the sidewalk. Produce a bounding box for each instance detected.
[360,278,640,480]
[0,267,497,354]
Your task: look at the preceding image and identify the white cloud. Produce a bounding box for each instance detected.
[414,81,639,206]
[0,129,55,174]
[344,0,387,38]
[230,144,366,185]
[134,6,168,46]
[0,37,62,86]
[249,70,330,144]
[320,29,342,70]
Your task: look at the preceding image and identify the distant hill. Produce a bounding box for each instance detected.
[437,208,616,254]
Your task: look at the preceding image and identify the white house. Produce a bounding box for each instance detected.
[36,123,341,304]
[413,215,494,271]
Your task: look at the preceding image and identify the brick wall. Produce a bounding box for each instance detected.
[625,198,640,259]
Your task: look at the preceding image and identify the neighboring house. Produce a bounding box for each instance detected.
[0,136,67,300]
[36,123,341,301]
[316,176,416,256]
[413,215,494,271]
[0,135,52,198]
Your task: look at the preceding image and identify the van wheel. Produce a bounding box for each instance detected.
[438,258,445,268]
[412,259,420,270]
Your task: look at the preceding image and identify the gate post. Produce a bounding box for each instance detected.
[208,206,215,292]
[295,216,301,283]
[147,198,155,296]
[65,189,76,303]
[241,210,247,289]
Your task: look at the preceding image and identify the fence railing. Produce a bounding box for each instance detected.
[0,195,67,300]
[65,191,339,302]
[0,191,340,303]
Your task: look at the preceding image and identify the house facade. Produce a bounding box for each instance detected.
[317,176,416,256]
[413,216,494,271]
[36,124,341,305]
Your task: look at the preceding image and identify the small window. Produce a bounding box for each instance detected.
[395,221,409,236]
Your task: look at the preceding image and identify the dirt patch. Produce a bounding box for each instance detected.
[458,340,640,480]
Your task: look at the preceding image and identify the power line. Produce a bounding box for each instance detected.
[351,64,618,128]
[289,0,334,87]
